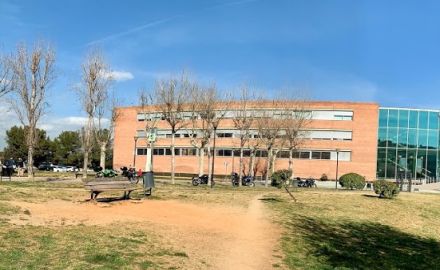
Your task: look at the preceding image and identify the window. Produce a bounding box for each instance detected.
[217,133,233,138]
[217,150,232,156]
[311,110,353,121]
[153,149,164,155]
[181,148,197,156]
[137,148,147,155]
[321,152,331,160]
[311,152,321,159]
[300,152,310,159]
[277,151,290,158]
[165,148,172,155]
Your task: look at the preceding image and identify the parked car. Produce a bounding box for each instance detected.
[4,159,16,170]
[66,166,78,172]
[38,162,54,171]
[53,165,68,172]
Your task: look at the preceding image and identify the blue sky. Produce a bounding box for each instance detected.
[1,0,440,145]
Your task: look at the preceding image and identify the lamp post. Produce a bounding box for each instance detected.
[335,148,340,189]
[210,126,218,188]
[133,136,138,169]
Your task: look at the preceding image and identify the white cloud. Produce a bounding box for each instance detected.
[101,70,134,82]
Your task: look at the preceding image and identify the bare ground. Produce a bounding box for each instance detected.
[5,196,282,269]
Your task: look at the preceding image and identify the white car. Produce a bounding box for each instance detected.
[53,165,68,172]
[66,166,78,172]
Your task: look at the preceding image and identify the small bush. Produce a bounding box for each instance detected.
[320,174,328,181]
[339,173,366,190]
[374,180,400,198]
[271,170,292,187]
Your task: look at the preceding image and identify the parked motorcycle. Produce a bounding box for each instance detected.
[296,177,317,188]
[192,174,214,186]
[95,167,118,178]
[231,172,255,187]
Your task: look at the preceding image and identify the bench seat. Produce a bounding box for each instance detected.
[84,181,140,200]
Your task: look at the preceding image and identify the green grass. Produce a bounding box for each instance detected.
[0,224,188,270]
[263,189,440,270]
[2,179,440,269]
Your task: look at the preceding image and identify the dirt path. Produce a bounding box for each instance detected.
[6,196,281,269]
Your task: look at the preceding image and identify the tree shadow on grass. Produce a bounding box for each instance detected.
[294,216,440,270]
[259,197,284,203]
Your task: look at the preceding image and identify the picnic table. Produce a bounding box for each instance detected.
[84,180,140,200]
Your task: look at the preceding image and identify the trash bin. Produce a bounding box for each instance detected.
[142,171,155,189]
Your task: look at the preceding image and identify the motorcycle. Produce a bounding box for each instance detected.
[95,167,118,178]
[231,173,255,187]
[121,166,140,184]
[296,177,317,188]
[192,174,214,186]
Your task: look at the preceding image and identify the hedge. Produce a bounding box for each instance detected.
[374,180,400,198]
[339,173,366,190]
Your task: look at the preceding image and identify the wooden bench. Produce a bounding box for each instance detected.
[84,181,140,200]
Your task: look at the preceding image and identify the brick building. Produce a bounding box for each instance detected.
[113,101,379,181]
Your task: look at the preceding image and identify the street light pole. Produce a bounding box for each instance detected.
[210,126,217,188]
[335,149,340,189]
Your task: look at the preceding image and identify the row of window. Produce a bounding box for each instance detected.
[377,147,438,179]
[137,129,352,141]
[136,147,351,161]
[379,108,440,130]
[137,110,353,122]
[378,127,439,149]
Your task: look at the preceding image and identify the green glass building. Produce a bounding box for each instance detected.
[377,107,440,181]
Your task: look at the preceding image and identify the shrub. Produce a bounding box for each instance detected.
[320,173,328,181]
[338,173,366,190]
[271,169,292,187]
[374,180,400,198]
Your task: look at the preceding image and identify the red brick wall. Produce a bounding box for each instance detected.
[113,101,379,180]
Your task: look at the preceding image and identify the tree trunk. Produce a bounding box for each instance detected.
[171,133,176,184]
[238,147,244,187]
[271,150,277,174]
[198,148,204,177]
[249,152,255,178]
[207,144,212,186]
[265,148,272,187]
[288,149,294,179]
[99,143,106,170]
[83,151,89,179]
[27,144,34,179]
[83,116,93,179]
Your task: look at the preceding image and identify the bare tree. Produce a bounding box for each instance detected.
[256,100,285,187]
[8,42,55,178]
[186,85,213,179]
[95,95,119,170]
[155,73,189,184]
[77,50,112,178]
[202,86,230,186]
[0,52,14,98]
[247,135,261,179]
[232,87,255,186]
[282,100,311,179]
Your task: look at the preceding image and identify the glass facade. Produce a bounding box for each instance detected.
[377,108,440,180]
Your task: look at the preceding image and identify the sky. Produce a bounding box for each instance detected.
[1,0,440,147]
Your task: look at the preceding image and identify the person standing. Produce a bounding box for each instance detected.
[17,158,24,177]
